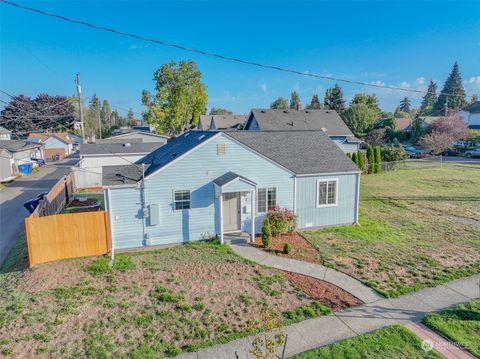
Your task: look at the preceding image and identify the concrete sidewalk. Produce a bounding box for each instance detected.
[227,236,383,304]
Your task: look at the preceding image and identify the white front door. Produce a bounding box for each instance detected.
[223,192,240,232]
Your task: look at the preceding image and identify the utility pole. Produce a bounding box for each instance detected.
[98,107,102,139]
[75,73,86,142]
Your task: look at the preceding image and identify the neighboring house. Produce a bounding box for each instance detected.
[0,126,11,140]
[403,116,441,132]
[458,101,480,130]
[394,118,412,131]
[103,130,360,250]
[75,142,164,189]
[244,109,361,153]
[98,131,169,144]
[28,133,73,160]
[197,115,247,130]
[0,140,45,181]
[68,133,83,152]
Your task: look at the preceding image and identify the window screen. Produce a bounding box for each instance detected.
[257,188,277,212]
[317,180,337,206]
[174,190,191,210]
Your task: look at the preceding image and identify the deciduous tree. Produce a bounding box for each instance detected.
[209,107,233,115]
[142,60,207,135]
[270,97,289,110]
[290,91,301,109]
[342,103,378,136]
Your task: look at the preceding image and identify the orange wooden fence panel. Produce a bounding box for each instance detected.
[25,211,111,266]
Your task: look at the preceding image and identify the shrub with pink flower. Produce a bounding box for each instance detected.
[266,206,297,236]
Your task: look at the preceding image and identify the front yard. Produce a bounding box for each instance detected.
[304,165,480,297]
[0,239,356,358]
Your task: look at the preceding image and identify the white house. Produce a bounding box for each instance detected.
[0,127,11,141]
[0,140,44,181]
[458,101,480,130]
[97,131,169,144]
[74,142,165,189]
[27,133,73,159]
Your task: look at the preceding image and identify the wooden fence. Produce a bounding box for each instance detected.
[25,211,111,266]
[32,172,75,218]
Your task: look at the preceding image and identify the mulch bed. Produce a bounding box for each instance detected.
[282,271,362,311]
[68,198,99,207]
[250,232,320,263]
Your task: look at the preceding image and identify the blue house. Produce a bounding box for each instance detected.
[244,109,362,154]
[103,130,360,250]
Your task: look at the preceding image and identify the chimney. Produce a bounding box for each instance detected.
[296,100,302,111]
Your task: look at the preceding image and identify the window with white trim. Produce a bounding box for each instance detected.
[174,190,191,210]
[317,180,337,207]
[257,188,277,212]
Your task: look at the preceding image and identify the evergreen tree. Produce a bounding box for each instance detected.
[398,97,411,113]
[434,62,467,114]
[261,218,272,248]
[366,145,375,174]
[357,152,365,172]
[290,91,301,109]
[374,146,382,173]
[421,80,438,110]
[85,94,100,137]
[324,84,345,113]
[127,108,136,126]
[307,94,322,109]
[270,97,289,110]
[469,94,479,105]
[209,107,233,115]
[346,152,352,160]
[351,152,357,166]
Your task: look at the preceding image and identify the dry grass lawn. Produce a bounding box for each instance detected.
[304,165,480,297]
[0,240,337,358]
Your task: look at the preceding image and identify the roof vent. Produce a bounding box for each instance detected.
[283,110,289,113]
[123,142,131,147]
[325,110,330,113]
[171,153,177,158]
[305,110,310,113]
[260,110,266,113]
[321,127,327,132]
[184,132,190,137]
[198,134,206,141]
[287,121,294,127]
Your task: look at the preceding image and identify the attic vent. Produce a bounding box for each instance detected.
[198,134,206,141]
[123,143,131,147]
[217,143,225,155]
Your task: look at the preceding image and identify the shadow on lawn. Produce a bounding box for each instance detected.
[363,196,480,202]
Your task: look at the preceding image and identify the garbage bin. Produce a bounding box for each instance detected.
[18,163,32,175]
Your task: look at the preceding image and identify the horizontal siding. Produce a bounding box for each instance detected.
[110,133,294,248]
[331,138,359,154]
[296,173,359,229]
[222,179,255,193]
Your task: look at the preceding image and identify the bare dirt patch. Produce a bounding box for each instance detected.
[250,232,320,263]
[281,271,361,311]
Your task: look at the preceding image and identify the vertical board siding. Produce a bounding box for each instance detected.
[296,173,359,229]
[109,134,294,248]
[25,211,110,266]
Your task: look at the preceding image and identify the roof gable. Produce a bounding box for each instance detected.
[247,109,354,136]
[80,142,164,156]
[198,115,247,130]
[463,101,480,114]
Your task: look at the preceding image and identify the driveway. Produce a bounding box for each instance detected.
[0,156,79,266]
[441,156,480,165]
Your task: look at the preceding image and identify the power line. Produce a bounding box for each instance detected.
[0,0,467,99]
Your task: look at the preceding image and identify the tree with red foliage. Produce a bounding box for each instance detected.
[420,115,469,154]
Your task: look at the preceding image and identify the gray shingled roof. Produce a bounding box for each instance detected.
[247,109,354,136]
[0,140,42,152]
[226,131,359,174]
[198,115,247,130]
[464,101,480,114]
[103,164,149,186]
[138,131,218,177]
[213,171,257,187]
[0,126,11,134]
[80,142,164,156]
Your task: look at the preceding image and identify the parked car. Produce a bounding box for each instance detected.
[442,149,459,156]
[404,146,423,159]
[31,158,46,166]
[465,148,480,158]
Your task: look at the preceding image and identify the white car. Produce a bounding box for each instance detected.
[465,148,480,158]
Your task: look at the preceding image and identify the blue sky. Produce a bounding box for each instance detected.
[1,1,480,118]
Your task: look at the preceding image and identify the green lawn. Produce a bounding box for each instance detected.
[0,240,331,358]
[423,300,480,358]
[304,165,480,297]
[292,325,443,358]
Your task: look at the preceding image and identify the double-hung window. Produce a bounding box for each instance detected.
[317,180,337,207]
[174,190,191,210]
[257,188,277,213]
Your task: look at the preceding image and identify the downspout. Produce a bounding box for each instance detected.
[141,163,148,245]
[293,176,297,213]
[106,188,115,265]
[355,172,361,225]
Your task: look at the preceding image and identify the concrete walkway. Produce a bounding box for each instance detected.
[177,240,480,359]
[227,236,383,304]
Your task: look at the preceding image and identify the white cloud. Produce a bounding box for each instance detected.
[464,76,480,93]
[415,77,426,87]
[260,83,268,94]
